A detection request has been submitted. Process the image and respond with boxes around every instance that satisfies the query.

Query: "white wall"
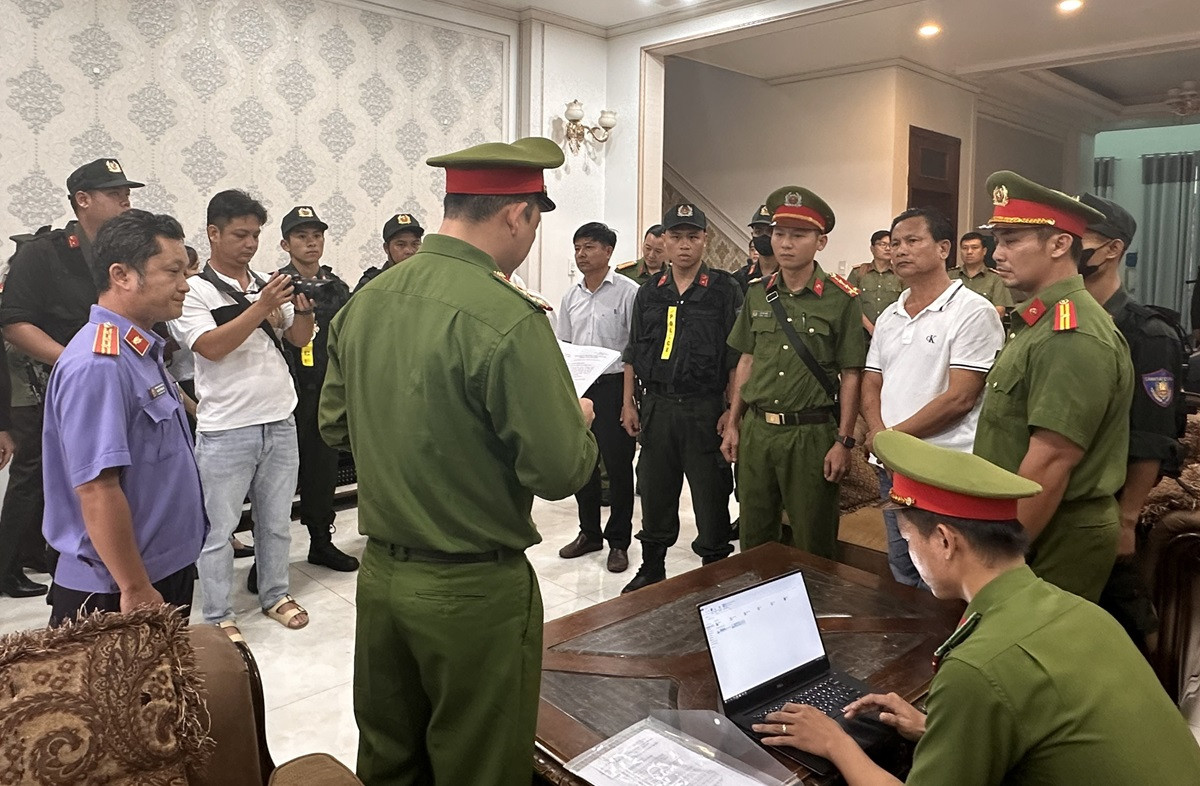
[517,22,610,305]
[663,58,899,273]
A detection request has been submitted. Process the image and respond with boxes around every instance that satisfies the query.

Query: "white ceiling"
[449,0,753,30]
[671,0,1200,124]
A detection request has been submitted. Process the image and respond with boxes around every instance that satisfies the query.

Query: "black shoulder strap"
[198,265,287,356]
[764,278,839,401]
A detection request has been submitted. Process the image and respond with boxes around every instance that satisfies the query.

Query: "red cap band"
[890,473,1019,521]
[445,167,545,196]
[988,197,1087,237]
[773,205,827,232]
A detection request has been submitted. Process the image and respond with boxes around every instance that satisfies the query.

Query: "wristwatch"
[834,434,856,449]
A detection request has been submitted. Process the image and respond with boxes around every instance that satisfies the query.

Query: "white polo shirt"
[170,269,297,433]
[865,279,1004,453]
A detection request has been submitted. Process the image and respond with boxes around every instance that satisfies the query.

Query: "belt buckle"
[765,411,783,426]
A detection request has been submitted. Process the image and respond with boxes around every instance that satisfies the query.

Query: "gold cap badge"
[992,185,1009,207]
[298,207,314,217]
[397,214,411,224]
[785,192,802,206]
[106,160,122,173]
[677,205,693,218]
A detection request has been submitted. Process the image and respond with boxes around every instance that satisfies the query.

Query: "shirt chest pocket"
[798,314,835,365]
[983,364,1024,418]
[139,393,185,462]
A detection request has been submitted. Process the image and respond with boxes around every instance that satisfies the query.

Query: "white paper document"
[558,341,622,397]
[571,727,765,786]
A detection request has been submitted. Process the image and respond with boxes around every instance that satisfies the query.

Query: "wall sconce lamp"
[563,100,616,154]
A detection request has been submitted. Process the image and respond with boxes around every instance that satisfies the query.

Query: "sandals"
[264,594,309,630]
[217,620,245,643]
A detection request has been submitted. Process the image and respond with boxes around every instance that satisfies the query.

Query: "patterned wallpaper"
[1,0,509,281]
[662,178,745,273]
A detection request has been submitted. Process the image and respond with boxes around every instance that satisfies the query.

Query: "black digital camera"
[285,274,334,300]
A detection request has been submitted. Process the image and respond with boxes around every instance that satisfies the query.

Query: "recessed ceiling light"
[1058,0,1083,12]
[918,23,942,38]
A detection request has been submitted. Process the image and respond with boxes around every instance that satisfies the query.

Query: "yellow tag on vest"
[301,341,314,367]
[661,305,678,360]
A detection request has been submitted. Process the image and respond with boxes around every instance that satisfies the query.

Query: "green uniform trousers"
[737,415,839,559]
[354,540,543,785]
[635,393,734,561]
[1028,497,1119,603]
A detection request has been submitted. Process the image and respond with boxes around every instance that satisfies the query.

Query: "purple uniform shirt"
[42,305,208,593]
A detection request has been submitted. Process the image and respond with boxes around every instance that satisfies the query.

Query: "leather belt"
[752,405,835,426]
[371,538,516,564]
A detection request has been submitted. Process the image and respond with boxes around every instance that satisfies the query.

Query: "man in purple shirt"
[42,209,207,625]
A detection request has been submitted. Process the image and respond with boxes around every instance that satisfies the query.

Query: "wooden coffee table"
[534,542,963,784]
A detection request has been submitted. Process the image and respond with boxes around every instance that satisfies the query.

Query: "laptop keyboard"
[754,676,863,720]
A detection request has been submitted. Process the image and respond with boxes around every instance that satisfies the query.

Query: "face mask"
[1077,244,1105,280]
[751,234,774,258]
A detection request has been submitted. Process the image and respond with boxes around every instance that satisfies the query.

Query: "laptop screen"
[699,571,826,702]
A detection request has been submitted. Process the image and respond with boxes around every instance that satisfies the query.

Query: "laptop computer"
[697,569,895,775]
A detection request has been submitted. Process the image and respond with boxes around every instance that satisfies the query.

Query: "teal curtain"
[1139,152,1199,329]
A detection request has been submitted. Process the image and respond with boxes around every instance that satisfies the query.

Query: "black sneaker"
[621,564,666,594]
[246,563,257,594]
[308,542,360,572]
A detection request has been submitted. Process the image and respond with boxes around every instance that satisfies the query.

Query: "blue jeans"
[876,465,928,590]
[196,417,299,624]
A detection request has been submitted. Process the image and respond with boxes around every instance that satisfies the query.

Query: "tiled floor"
[0,487,737,769]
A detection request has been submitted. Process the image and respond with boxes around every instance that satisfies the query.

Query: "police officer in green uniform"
[615,224,666,284]
[722,187,865,559]
[972,171,1133,603]
[354,212,424,293]
[277,205,358,572]
[754,430,1200,785]
[732,204,774,292]
[620,203,742,593]
[1077,193,1186,646]
[953,231,1013,316]
[848,229,903,335]
[319,137,598,786]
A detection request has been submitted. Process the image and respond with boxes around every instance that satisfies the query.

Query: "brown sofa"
[0,608,361,785]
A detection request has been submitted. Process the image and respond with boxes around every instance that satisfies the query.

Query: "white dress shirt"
[555,267,639,375]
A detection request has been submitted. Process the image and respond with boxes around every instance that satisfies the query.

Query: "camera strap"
[198,265,288,357]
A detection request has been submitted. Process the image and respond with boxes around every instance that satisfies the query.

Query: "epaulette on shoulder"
[828,272,859,297]
[747,276,763,286]
[615,260,638,271]
[1051,298,1078,332]
[492,271,552,312]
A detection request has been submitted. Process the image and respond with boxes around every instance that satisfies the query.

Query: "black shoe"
[233,542,255,559]
[308,542,360,572]
[559,533,604,559]
[0,574,49,598]
[621,563,666,594]
[728,517,740,542]
[247,563,257,595]
[607,548,629,573]
[702,554,727,566]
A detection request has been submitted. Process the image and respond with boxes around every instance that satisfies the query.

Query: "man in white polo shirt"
[171,189,315,639]
[862,207,1005,587]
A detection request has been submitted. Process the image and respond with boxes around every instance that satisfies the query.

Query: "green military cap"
[427,136,564,212]
[748,204,772,227]
[873,430,1042,521]
[982,170,1105,237]
[765,186,835,233]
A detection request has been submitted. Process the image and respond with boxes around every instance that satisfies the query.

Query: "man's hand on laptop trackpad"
[752,703,849,759]
[843,693,927,742]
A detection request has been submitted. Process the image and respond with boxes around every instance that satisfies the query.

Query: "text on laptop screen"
[700,571,825,702]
